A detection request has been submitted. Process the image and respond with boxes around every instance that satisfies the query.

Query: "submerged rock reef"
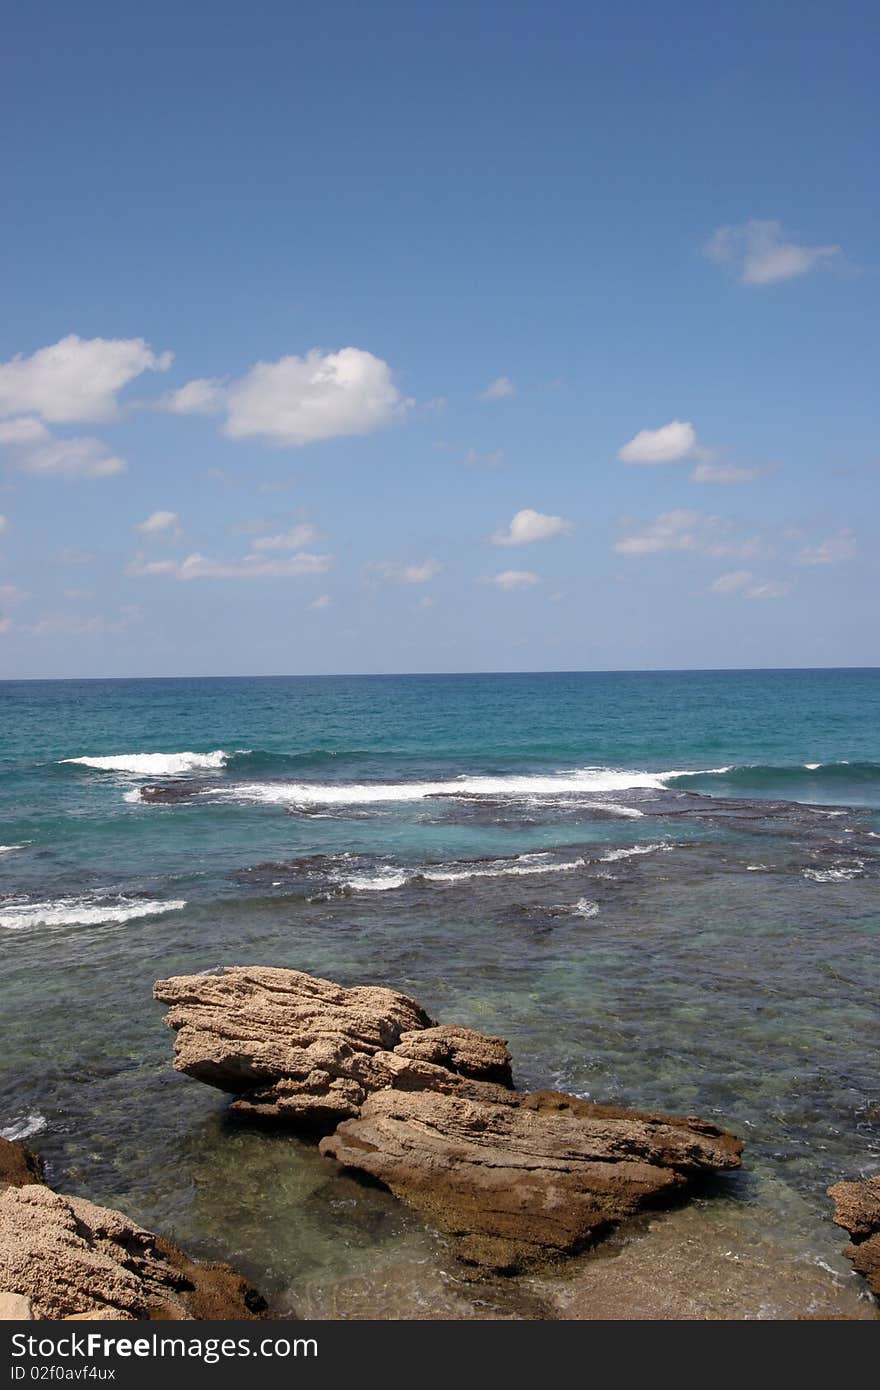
[828,1175,880,1297]
[153,965,743,1272]
[0,1135,265,1321]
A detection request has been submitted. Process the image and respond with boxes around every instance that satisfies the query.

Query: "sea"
[1,669,878,1319]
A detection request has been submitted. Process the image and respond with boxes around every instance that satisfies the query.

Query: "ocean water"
[1,669,878,1319]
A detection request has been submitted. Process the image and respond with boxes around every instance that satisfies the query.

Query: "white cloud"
[162,378,224,415]
[0,583,26,602]
[136,509,180,535]
[0,335,172,423]
[464,447,505,469]
[484,569,541,591]
[0,416,50,445]
[252,522,319,551]
[309,593,334,610]
[417,594,435,609]
[710,570,791,599]
[491,508,574,546]
[20,437,126,478]
[614,509,705,555]
[797,529,857,565]
[479,376,516,401]
[618,420,699,464]
[704,220,841,286]
[363,559,443,586]
[690,461,761,484]
[0,514,7,533]
[0,617,13,633]
[710,570,753,593]
[615,510,759,560]
[743,579,792,599]
[222,347,408,446]
[127,550,333,580]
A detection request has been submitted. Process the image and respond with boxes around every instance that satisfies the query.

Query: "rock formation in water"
[154,965,742,1271]
[153,965,512,1127]
[0,1137,266,1321]
[828,1175,880,1297]
[320,1085,742,1271]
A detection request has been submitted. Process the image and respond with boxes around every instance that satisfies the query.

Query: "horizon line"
[1,664,878,684]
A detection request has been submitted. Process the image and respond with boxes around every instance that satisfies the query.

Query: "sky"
[0,0,877,678]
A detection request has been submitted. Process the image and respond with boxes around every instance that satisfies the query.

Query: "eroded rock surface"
[0,1140,265,1321]
[154,965,742,1273]
[320,1086,742,1271]
[828,1175,880,1297]
[0,1137,43,1190]
[153,966,512,1126]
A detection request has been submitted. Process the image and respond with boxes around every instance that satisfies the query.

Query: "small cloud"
[491,508,573,546]
[0,334,172,423]
[548,591,565,602]
[0,416,50,445]
[20,436,126,478]
[0,583,26,602]
[618,420,699,464]
[252,522,319,551]
[614,509,704,555]
[615,510,759,560]
[744,579,792,599]
[479,376,516,401]
[797,529,857,565]
[417,594,435,609]
[710,570,754,594]
[363,558,443,586]
[704,220,841,286]
[710,569,791,599]
[463,447,505,469]
[136,509,180,535]
[162,378,225,415]
[483,569,541,591]
[223,347,410,447]
[0,514,7,533]
[127,550,333,580]
[309,592,334,610]
[690,461,761,484]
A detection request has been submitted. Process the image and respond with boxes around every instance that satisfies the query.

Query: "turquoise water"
[1,670,878,1318]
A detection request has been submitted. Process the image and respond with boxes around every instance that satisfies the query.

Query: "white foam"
[599,842,672,863]
[0,844,25,854]
[62,750,232,776]
[0,1113,47,1142]
[804,763,821,771]
[573,898,600,919]
[0,896,186,930]
[802,866,863,883]
[341,851,588,892]
[202,765,727,809]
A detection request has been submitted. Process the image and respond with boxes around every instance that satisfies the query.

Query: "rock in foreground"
[153,965,513,1127]
[154,965,742,1273]
[0,1140,265,1321]
[828,1175,880,1297]
[320,1085,743,1271]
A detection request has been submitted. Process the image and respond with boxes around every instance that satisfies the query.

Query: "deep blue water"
[1,671,878,1318]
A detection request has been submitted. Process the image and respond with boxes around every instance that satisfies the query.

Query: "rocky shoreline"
[1,963,877,1319]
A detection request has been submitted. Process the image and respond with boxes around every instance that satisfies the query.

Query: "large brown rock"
[828,1175,880,1297]
[0,1138,266,1321]
[320,1085,743,1272]
[0,1183,266,1321]
[153,966,513,1127]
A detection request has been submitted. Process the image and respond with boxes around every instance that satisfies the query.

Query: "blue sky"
[1,0,877,677]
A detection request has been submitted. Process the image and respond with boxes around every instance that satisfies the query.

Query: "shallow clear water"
[1,671,878,1318]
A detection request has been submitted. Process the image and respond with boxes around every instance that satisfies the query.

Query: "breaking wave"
[62,751,235,776]
[0,896,186,930]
